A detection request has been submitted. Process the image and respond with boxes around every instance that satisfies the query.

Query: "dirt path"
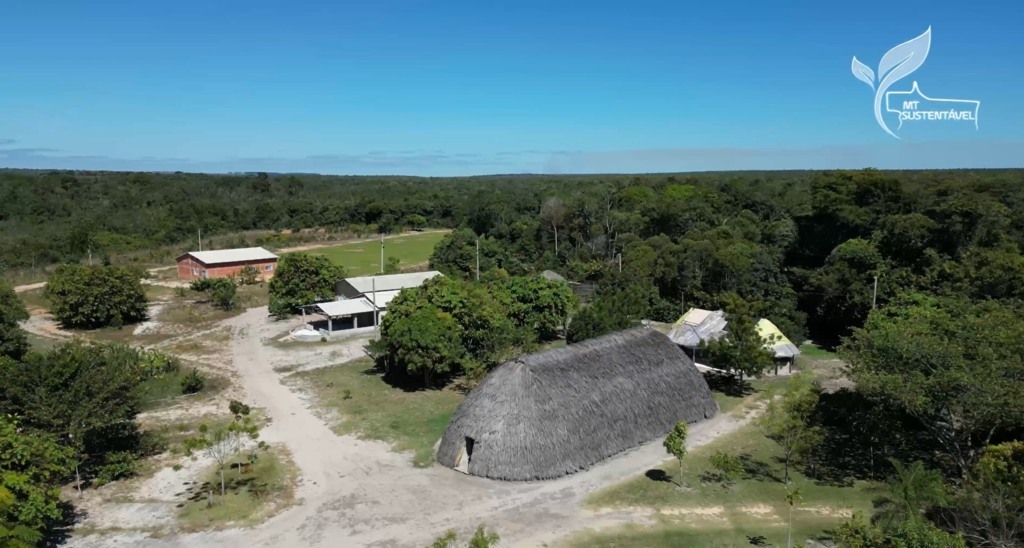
[276,229,451,254]
[13,265,179,294]
[69,307,755,547]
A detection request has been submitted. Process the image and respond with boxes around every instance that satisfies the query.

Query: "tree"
[874,460,950,530]
[0,342,146,478]
[663,421,688,487]
[540,197,567,256]
[268,253,345,318]
[190,277,237,311]
[45,264,147,329]
[701,294,776,378]
[0,280,29,360]
[785,485,802,548]
[834,513,966,548]
[184,400,261,497]
[0,417,75,542]
[950,441,1024,546]
[758,375,824,483]
[566,301,634,344]
[379,304,465,385]
[842,295,1024,477]
[490,276,577,342]
[803,238,884,342]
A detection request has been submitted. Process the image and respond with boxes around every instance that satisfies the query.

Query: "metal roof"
[314,298,375,318]
[182,247,278,265]
[344,271,441,294]
[667,308,728,348]
[364,290,403,309]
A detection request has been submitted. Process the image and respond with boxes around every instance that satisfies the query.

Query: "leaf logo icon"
[851,27,932,138]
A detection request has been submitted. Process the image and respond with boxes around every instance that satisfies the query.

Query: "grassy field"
[178,446,298,529]
[289,358,464,467]
[579,422,878,547]
[304,231,448,275]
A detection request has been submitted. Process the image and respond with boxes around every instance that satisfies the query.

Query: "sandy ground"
[68,306,754,548]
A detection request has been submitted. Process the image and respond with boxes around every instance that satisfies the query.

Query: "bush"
[191,278,237,311]
[45,264,148,329]
[238,266,259,285]
[95,451,139,485]
[181,368,206,395]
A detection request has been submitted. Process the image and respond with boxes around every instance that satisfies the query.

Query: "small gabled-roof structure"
[437,327,718,481]
[757,318,801,359]
[177,247,278,266]
[667,308,728,349]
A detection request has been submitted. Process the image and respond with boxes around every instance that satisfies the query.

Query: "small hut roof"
[540,270,566,282]
[437,327,718,481]
[667,308,728,348]
[756,318,801,359]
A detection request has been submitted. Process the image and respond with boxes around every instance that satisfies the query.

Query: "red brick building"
[176,247,279,281]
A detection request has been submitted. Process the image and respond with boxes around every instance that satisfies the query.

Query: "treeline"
[3,167,1023,342]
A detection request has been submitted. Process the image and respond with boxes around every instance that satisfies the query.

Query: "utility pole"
[681,291,685,315]
[88,247,93,266]
[380,233,384,274]
[871,275,879,309]
[372,277,379,330]
[475,238,480,282]
[617,253,622,272]
[198,228,203,251]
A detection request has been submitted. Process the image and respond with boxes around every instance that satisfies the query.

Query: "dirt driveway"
[69,307,753,547]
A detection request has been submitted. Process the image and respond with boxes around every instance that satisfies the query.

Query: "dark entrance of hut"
[454,437,475,474]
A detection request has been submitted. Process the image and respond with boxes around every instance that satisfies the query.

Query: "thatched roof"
[436,327,718,481]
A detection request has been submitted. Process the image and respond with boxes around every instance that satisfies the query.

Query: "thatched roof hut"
[436,327,718,481]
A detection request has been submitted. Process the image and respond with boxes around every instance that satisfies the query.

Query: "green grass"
[581,423,878,547]
[304,231,448,275]
[290,358,464,467]
[26,332,59,351]
[177,447,297,529]
[798,342,838,361]
[17,288,48,311]
[136,370,229,412]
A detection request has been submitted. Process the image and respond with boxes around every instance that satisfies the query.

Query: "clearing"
[68,306,756,547]
[301,230,448,274]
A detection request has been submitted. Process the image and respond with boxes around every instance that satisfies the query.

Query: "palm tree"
[873,459,949,530]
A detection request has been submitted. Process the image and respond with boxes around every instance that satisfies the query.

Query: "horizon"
[2,0,1022,175]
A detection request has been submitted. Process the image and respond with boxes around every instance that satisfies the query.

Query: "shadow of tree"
[703,371,754,397]
[808,389,938,486]
[739,453,782,483]
[645,469,673,483]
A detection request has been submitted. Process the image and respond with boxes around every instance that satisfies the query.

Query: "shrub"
[181,368,206,395]
[238,266,259,285]
[45,264,148,329]
[95,451,139,485]
[342,389,352,400]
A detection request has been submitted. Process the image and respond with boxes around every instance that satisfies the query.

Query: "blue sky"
[1,0,1021,175]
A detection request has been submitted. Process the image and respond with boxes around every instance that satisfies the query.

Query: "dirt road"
[70,307,753,547]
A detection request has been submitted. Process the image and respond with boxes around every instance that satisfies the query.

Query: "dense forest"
[3,167,1022,344]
